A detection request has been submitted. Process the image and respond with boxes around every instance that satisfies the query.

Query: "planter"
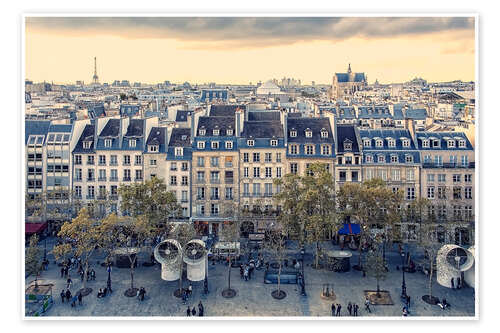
[221,288,237,298]
[78,287,92,297]
[124,288,139,297]
[422,295,440,305]
[271,290,287,300]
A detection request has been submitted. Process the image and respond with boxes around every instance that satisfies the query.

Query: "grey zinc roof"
[241,121,283,138]
[73,124,95,153]
[25,120,51,144]
[248,111,280,121]
[169,128,191,147]
[145,127,167,153]
[125,119,144,137]
[197,117,235,136]
[48,124,73,133]
[288,112,302,118]
[99,119,120,137]
[209,105,245,117]
[287,118,334,144]
[336,124,360,153]
[176,110,192,122]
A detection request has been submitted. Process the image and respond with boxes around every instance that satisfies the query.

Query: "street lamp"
[107,263,112,293]
[400,250,407,300]
[300,247,306,296]
[43,237,47,262]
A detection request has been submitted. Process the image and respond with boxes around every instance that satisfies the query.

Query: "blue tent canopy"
[338,223,361,235]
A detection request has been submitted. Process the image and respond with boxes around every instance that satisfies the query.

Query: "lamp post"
[107,263,112,293]
[43,237,47,262]
[400,250,407,300]
[300,247,306,296]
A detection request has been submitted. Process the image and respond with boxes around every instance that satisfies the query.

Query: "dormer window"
[225,141,233,149]
[270,139,278,147]
[422,139,430,148]
[378,155,385,163]
[213,129,220,136]
[343,139,352,151]
[129,139,136,148]
[390,154,398,163]
[175,147,183,156]
[432,139,440,148]
[247,139,254,147]
[104,139,112,148]
[365,155,373,163]
[405,155,413,163]
[388,139,396,148]
[227,129,233,136]
[305,129,312,138]
[290,130,297,138]
[459,140,466,148]
[402,139,410,148]
[211,141,219,149]
[375,139,383,148]
[363,139,371,148]
[199,128,206,136]
[197,141,205,149]
[83,141,92,149]
[321,130,328,138]
[148,144,158,152]
[447,140,456,148]
[181,135,187,141]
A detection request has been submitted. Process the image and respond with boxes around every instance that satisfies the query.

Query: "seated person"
[437,299,449,309]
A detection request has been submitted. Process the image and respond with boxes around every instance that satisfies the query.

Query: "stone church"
[331,64,367,100]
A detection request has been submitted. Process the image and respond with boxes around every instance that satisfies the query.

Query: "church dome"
[256,80,282,95]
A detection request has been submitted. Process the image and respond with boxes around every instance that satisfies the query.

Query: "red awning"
[25,222,47,235]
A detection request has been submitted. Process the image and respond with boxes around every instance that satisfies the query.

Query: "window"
[243,153,249,163]
[453,187,462,200]
[407,187,415,200]
[170,176,177,186]
[210,171,220,182]
[363,139,371,147]
[465,187,472,199]
[461,155,469,167]
[225,141,233,149]
[321,145,331,155]
[213,129,219,136]
[75,155,82,165]
[227,129,233,136]
[270,140,278,146]
[290,145,298,155]
[447,140,455,148]
[87,186,95,199]
[459,140,466,148]
[321,130,328,138]
[253,153,260,162]
[276,167,282,178]
[243,183,250,196]
[352,171,359,182]
[98,169,106,181]
[150,159,157,166]
[123,169,131,181]
[197,141,205,149]
[405,155,413,163]
[110,155,117,165]
[265,153,272,162]
[148,145,158,152]
[438,186,447,199]
[98,155,106,165]
[388,139,396,148]
[305,129,312,138]
[453,206,462,220]
[453,174,461,183]
[211,187,219,200]
[182,162,188,171]
[290,163,298,174]
[464,206,473,219]
[465,174,472,182]
[75,186,82,198]
[123,155,130,165]
[402,139,410,148]
[432,139,440,148]
[83,141,92,149]
[305,145,314,155]
[87,169,95,181]
[265,183,273,196]
[197,187,205,200]
[175,147,183,156]
[427,174,435,182]
[253,167,260,178]
[199,129,206,136]
[389,155,398,163]
[375,139,383,148]
[422,139,430,148]
[243,167,249,178]
[450,155,457,165]
[133,170,142,181]
[110,185,117,196]
[210,204,219,216]
[434,155,443,166]
[197,157,205,167]
[366,169,374,180]
[290,130,297,137]
[197,204,205,216]
[181,176,188,186]
[225,187,233,200]
[253,183,261,196]
[406,169,415,181]
[344,140,352,151]
[438,174,446,182]
[110,169,118,181]
[365,155,373,163]
[265,167,272,178]
[211,141,219,149]
[377,155,385,163]
[427,187,435,199]
[339,171,347,181]
[87,155,95,165]
[276,153,281,162]
[129,139,136,148]
[391,169,401,181]
[345,156,352,165]
[135,155,142,165]
[210,157,219,167]
[247,140,255,147]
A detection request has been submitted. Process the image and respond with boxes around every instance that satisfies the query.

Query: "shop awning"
[338,223,360,235]
[25,222,47,235]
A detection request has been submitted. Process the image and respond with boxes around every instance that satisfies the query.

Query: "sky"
[25,17,475,85]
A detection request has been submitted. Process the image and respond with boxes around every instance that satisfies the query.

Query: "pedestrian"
[186,307,191,316]
[365,297,371,313]
[60,290,65,303]
[457,277,461,289]
[198,301,204,317]
[107,278,113,294]
[331,303,336,316]
[188,283,193,297]
[65,289,71,302]
[406,295,411,310]
[244,267,249,281]
[348,302,352,316]
[80,270,84,282]
[353,304,358,316]
[336,304,342,316]
[191,306,196,316]
[71,295,77,307]
[78,292,83,306]
[451,277,454,289]
[64,267,68,278]
[60,267,64,278]
[92,269,96,281]
[402,306,408,317]
[240,265,244,279]
[66,278,72,290]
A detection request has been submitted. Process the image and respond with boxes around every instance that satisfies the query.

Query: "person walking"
[336,304,342,316]
[60,267,64,278]
[191,306,197,316]
[457,277,461,289]
[66,277,72,289]
[186,307,191,316]
[353,304,358,316]
[451,277,455,289]
[188,283,193,297]
[198,301,204,317]
[402,306,408,317]
[331,303,336,316]
[240,265,244,279]
[244,267,249,281]
[78,292,83,306]
[60,290,65,303]
[65,289,71,303]
[365,297,371,313]
[347,302,352,316]
[406,295,411,310]
[91,269,96,281]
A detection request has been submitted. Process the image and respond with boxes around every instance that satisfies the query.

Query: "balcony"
[225,162,233,168]
[252,193,262,198]
[210,178,220,184]
[196,179,206,184]
[339,177,347,182]
[87,177,95,182]
[98,177,107,182]
[181,182,188,186]
[264,193,273,197]
[123,162,131,166]
[225,196,233,200]
[74,178,82,182]
[123,177,131,182]
[109,162,118,166]
[98,162,106,166]
[181,167,189,171]
[243,193,251,197]
[110,195,118,200]
[86,195,95,200]
[135,178,143,181]
[210,213,220,217]
[135,162,142,166]
[196,196,205,200]
[109,177,118,182]
[225,178,234,184]
[170,167,178,171]
[210,196,220,200]
[181,199,189,203]
[97,195,107,200]
[423,162,475,169]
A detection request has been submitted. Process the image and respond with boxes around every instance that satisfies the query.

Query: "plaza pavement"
[26,237,475,318]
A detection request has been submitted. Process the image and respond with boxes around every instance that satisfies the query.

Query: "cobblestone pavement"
[26,237,475,318]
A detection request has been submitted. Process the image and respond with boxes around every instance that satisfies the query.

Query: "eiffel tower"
[92,57,100,85]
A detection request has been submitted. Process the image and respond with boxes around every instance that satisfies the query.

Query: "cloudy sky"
[25,17,475,85]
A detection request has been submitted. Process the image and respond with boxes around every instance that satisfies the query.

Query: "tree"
[25,234,42,289]
[219,214,241,298]
[114,215,155,297]
[299,163,338,269]
[274,173,302,243]
[97,213,122,265]
[164,222,197,298]
[364,247,388,297]
[264,228,288,300]
[119,177,180,233]
[52,208,102,296]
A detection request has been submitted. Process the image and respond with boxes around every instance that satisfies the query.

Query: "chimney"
[405,118,416,141]
[190,112,195,145]
[235,107,245,137]
[283,113,288,147]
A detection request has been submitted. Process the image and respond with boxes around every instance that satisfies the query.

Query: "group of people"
[450,277,464,289]
[79,268,96,282]
[331,302,362,316]
[97,287,110,298]
[437,298,450,310]
[240,263,254,281]
[186,301,204,317]
[182,284,193,303]
[60,289,82,307]
[137,287,147,301]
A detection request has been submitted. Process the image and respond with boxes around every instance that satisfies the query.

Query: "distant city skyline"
[25,17,475,85]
